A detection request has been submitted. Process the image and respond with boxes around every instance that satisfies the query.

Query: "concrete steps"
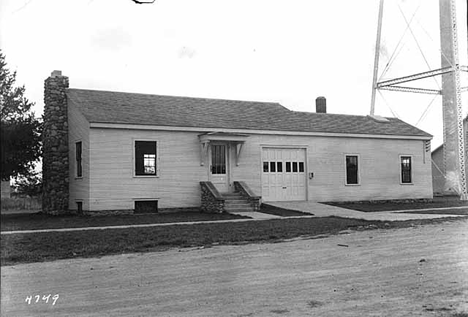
[222,192,254,212]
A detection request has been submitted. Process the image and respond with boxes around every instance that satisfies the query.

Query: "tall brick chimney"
[316,96,326,113]
[42,70,70,215]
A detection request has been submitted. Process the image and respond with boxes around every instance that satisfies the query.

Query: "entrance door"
[262,148,307,201]
[210,143,229,192]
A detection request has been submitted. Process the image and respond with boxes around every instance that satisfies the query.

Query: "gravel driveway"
[2,219,467,317]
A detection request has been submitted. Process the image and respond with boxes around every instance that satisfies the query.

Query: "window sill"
[133,175,159,178]
[400,182,414,185]
[75,176,83,180]
[345,183,361,186]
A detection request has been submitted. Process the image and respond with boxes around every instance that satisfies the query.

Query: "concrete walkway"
[267,201,467,221]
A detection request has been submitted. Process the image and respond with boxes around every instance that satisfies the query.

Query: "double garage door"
[262,148,307,201]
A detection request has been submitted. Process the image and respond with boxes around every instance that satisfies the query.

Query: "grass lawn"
[0,211,249,232]
[2,216,464,266]
[326,197,468,212]
[260,204,312,217]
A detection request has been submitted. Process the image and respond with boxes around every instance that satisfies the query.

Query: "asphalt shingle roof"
[66,88,431,138]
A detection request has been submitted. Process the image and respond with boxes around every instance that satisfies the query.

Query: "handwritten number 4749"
[25,294,59,305]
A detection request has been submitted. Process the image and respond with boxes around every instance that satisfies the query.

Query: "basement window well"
[134,200,158,213]
[76,201,83,214]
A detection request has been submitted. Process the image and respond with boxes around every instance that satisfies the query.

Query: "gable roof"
[66,88,431,138]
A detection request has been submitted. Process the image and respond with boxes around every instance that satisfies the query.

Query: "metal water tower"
[370,0,468,199]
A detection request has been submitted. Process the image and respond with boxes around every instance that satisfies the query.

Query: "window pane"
[136,141,157,175]
[263,162,269,172]
[211,145,226,174]
[144,154,156,174]
[277,162,283,172]
[299,162,304,172]
[346,155,358,184]
[401,156,412,183]
[76,141,82,177]
[270,162,276,172]
[286,162,291,172]
[75,142,82,159]
[293,162,298,172]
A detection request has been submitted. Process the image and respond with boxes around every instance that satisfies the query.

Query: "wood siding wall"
[83,128,432,211]
[88,129,207,211]
[68,103,90,210]
[232,135,433,202]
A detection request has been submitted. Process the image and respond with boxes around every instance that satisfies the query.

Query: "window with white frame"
[400,156,412,184]
[345,155,359,185]
[135,141,157,176]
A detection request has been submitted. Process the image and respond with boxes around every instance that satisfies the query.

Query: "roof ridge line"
[291,110,398,120]
[66,88,284,106]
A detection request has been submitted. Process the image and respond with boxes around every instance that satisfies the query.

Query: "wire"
[380,42,407,82]
[415,19,454,68]
[432,158,462,196]
[415,94,439,126]
[379,3,421,82]
[431,159,447,180]
[378,90,400,118]
[398,3,441,90]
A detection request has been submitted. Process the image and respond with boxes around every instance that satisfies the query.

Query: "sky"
[1,0,467,148]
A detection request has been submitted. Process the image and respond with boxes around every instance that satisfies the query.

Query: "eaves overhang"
[89,122,433,141]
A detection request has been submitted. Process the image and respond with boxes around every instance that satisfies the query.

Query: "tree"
[13,171,43,197]
[0,50,42,181]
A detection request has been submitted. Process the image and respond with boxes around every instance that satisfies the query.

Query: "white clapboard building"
[42,71,433,214]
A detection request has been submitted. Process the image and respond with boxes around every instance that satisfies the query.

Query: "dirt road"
[2,219,467,317]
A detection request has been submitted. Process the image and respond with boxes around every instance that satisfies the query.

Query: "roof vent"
[316,96,326,113]
[368,114,390,123]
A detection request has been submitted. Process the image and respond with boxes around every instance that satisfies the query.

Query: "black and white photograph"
[1,0,467,316]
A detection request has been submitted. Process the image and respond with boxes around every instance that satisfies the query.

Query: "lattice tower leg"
[439,0,467,199]
[450,0,467,199]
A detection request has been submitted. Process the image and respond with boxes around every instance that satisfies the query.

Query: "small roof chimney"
[50,70,62,78]
[316,96,326,113]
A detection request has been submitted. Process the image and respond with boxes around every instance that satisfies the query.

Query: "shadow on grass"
[260,204,313,217]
